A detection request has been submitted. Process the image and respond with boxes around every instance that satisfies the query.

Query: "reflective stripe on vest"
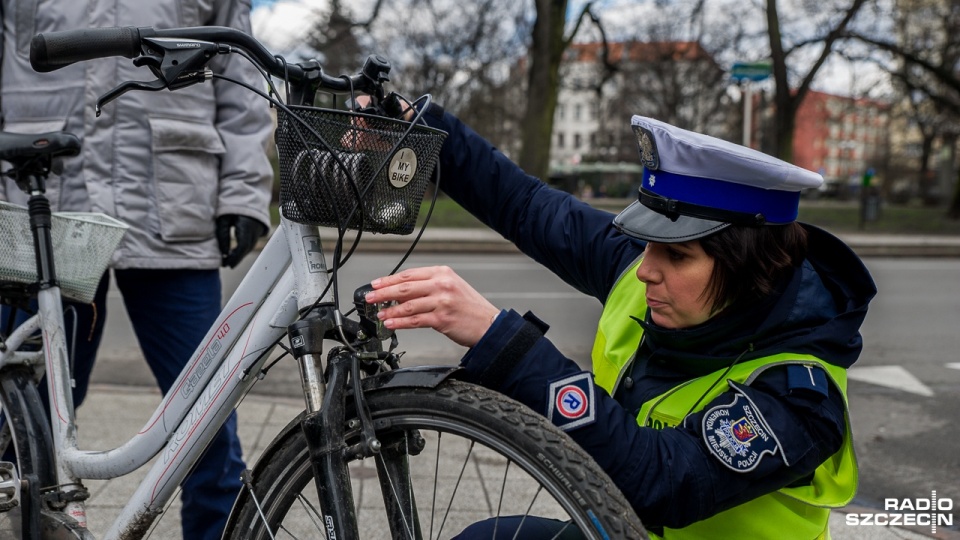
[591,258,857,540]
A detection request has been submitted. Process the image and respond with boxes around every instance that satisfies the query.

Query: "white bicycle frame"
[0,215,334,539]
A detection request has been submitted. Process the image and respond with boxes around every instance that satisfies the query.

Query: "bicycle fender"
[360,365,464,393]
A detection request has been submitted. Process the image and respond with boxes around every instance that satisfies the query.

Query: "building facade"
[549,40,732,196]
[550,42,897,201]
[790,90,891,198]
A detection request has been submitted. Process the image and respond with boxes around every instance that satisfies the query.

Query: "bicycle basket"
[0,201,127,303]
[275,106,447,235]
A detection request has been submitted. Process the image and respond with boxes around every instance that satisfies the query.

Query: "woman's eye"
[667,248,685,261]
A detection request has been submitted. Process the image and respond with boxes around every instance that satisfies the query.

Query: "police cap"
[614,115,823,243]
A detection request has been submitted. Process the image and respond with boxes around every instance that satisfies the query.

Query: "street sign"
[731,61,772,82]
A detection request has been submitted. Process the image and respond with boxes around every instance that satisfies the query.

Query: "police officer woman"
[365,110,876,539]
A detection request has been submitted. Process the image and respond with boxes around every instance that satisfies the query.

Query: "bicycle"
[0,25,647,539]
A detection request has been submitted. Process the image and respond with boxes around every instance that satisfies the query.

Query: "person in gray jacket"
[0,1,273,538]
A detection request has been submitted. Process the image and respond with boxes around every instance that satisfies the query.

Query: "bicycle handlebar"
[30,25,386,96]
[30,26,141,73]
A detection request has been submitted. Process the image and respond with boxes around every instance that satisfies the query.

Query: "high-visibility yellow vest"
[591,258,856,539]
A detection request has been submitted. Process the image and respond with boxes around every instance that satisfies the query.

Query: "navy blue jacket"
[418,105,877,530]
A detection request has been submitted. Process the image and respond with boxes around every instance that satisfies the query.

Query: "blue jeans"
[3,268,245,540]
[454,517,586,539]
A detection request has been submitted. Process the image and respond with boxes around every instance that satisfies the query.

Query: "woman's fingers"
[377,296,435,329]
[368,267,437,303]
[365,266,500,347]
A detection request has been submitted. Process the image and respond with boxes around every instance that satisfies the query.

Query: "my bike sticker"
[547,372,596,431]
[388,148,418,189]
[701,389,786,473]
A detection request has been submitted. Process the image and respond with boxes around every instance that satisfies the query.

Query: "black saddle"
[0,130,80,169]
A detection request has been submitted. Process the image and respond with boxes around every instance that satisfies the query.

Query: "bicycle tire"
[225,379,647,540]
[0,367,58,539]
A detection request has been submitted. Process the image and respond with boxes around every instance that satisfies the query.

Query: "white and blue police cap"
[614,116,823,243]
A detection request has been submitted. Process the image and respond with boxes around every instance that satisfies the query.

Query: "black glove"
[216,214,268,268]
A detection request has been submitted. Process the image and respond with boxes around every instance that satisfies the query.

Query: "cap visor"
[613,200,730,243]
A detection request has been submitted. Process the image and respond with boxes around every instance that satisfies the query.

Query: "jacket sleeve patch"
[546,372,597,432]
[786,364,830,398]
[701,390,787,473]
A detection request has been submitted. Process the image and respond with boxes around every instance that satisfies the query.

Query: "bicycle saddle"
[0,131,81,167]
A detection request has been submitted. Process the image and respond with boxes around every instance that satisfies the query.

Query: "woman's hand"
[342,95,415,151]
[365,266,500,348]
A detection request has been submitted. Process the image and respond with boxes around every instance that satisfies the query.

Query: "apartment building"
[550,40,730,194]
[791,90,890,197]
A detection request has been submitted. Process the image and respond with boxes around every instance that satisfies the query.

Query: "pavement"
[49,230,960,538]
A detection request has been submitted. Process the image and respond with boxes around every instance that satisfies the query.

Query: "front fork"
[286,310,423,540]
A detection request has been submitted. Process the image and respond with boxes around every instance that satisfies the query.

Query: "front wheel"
[225,379,646,539]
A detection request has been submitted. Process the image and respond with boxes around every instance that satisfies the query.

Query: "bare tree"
[296,0,608,180]
[518,1,609,181]
[600,1,740,144]
[765,0,871,162]
[368,0,532,153]
[842,0,960,216]
[303,0,387,78]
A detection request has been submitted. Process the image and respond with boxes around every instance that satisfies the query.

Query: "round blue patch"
[556,385,588,419]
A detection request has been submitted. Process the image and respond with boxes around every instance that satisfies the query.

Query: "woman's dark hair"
[698,222,808,314]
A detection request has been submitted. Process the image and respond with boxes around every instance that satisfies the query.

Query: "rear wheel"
[225,379,646,539]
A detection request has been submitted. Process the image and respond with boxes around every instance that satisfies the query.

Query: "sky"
[250,0,321,52]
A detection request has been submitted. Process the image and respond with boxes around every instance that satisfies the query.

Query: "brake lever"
[96,78,166,116]
[96,37,222,116]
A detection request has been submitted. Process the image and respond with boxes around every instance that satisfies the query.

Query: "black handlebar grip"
[30,26,142,73]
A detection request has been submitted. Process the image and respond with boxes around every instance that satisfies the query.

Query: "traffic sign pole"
[730,62,772,149]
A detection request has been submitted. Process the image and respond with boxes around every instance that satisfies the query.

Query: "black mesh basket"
[275,106,447,235]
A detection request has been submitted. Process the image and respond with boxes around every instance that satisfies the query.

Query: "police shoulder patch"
[701,387,786,473]
[546,372,596,432]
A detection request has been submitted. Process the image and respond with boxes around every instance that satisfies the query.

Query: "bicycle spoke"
[493,460,512,539]
[242,471,278,540]
[430,431,440,540]
[294,493,325,532]
[550,520,576,540]
[511,484,545,540]
[372,444,419,539]
[435,438,474,540]
[275,524,302,539]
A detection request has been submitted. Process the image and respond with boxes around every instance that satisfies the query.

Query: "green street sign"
[731,61,772,82]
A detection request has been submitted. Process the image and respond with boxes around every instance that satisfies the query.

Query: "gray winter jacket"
[0,0,273,269]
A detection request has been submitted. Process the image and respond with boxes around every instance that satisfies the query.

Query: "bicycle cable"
[208,66,359,305]
[292,91,438,321]
[214,50,440,353]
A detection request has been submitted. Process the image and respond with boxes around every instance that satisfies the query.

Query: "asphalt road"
[92,251,960,530]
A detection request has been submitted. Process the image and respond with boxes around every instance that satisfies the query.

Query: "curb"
[309,229,960,258]
[317,228,518,253]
